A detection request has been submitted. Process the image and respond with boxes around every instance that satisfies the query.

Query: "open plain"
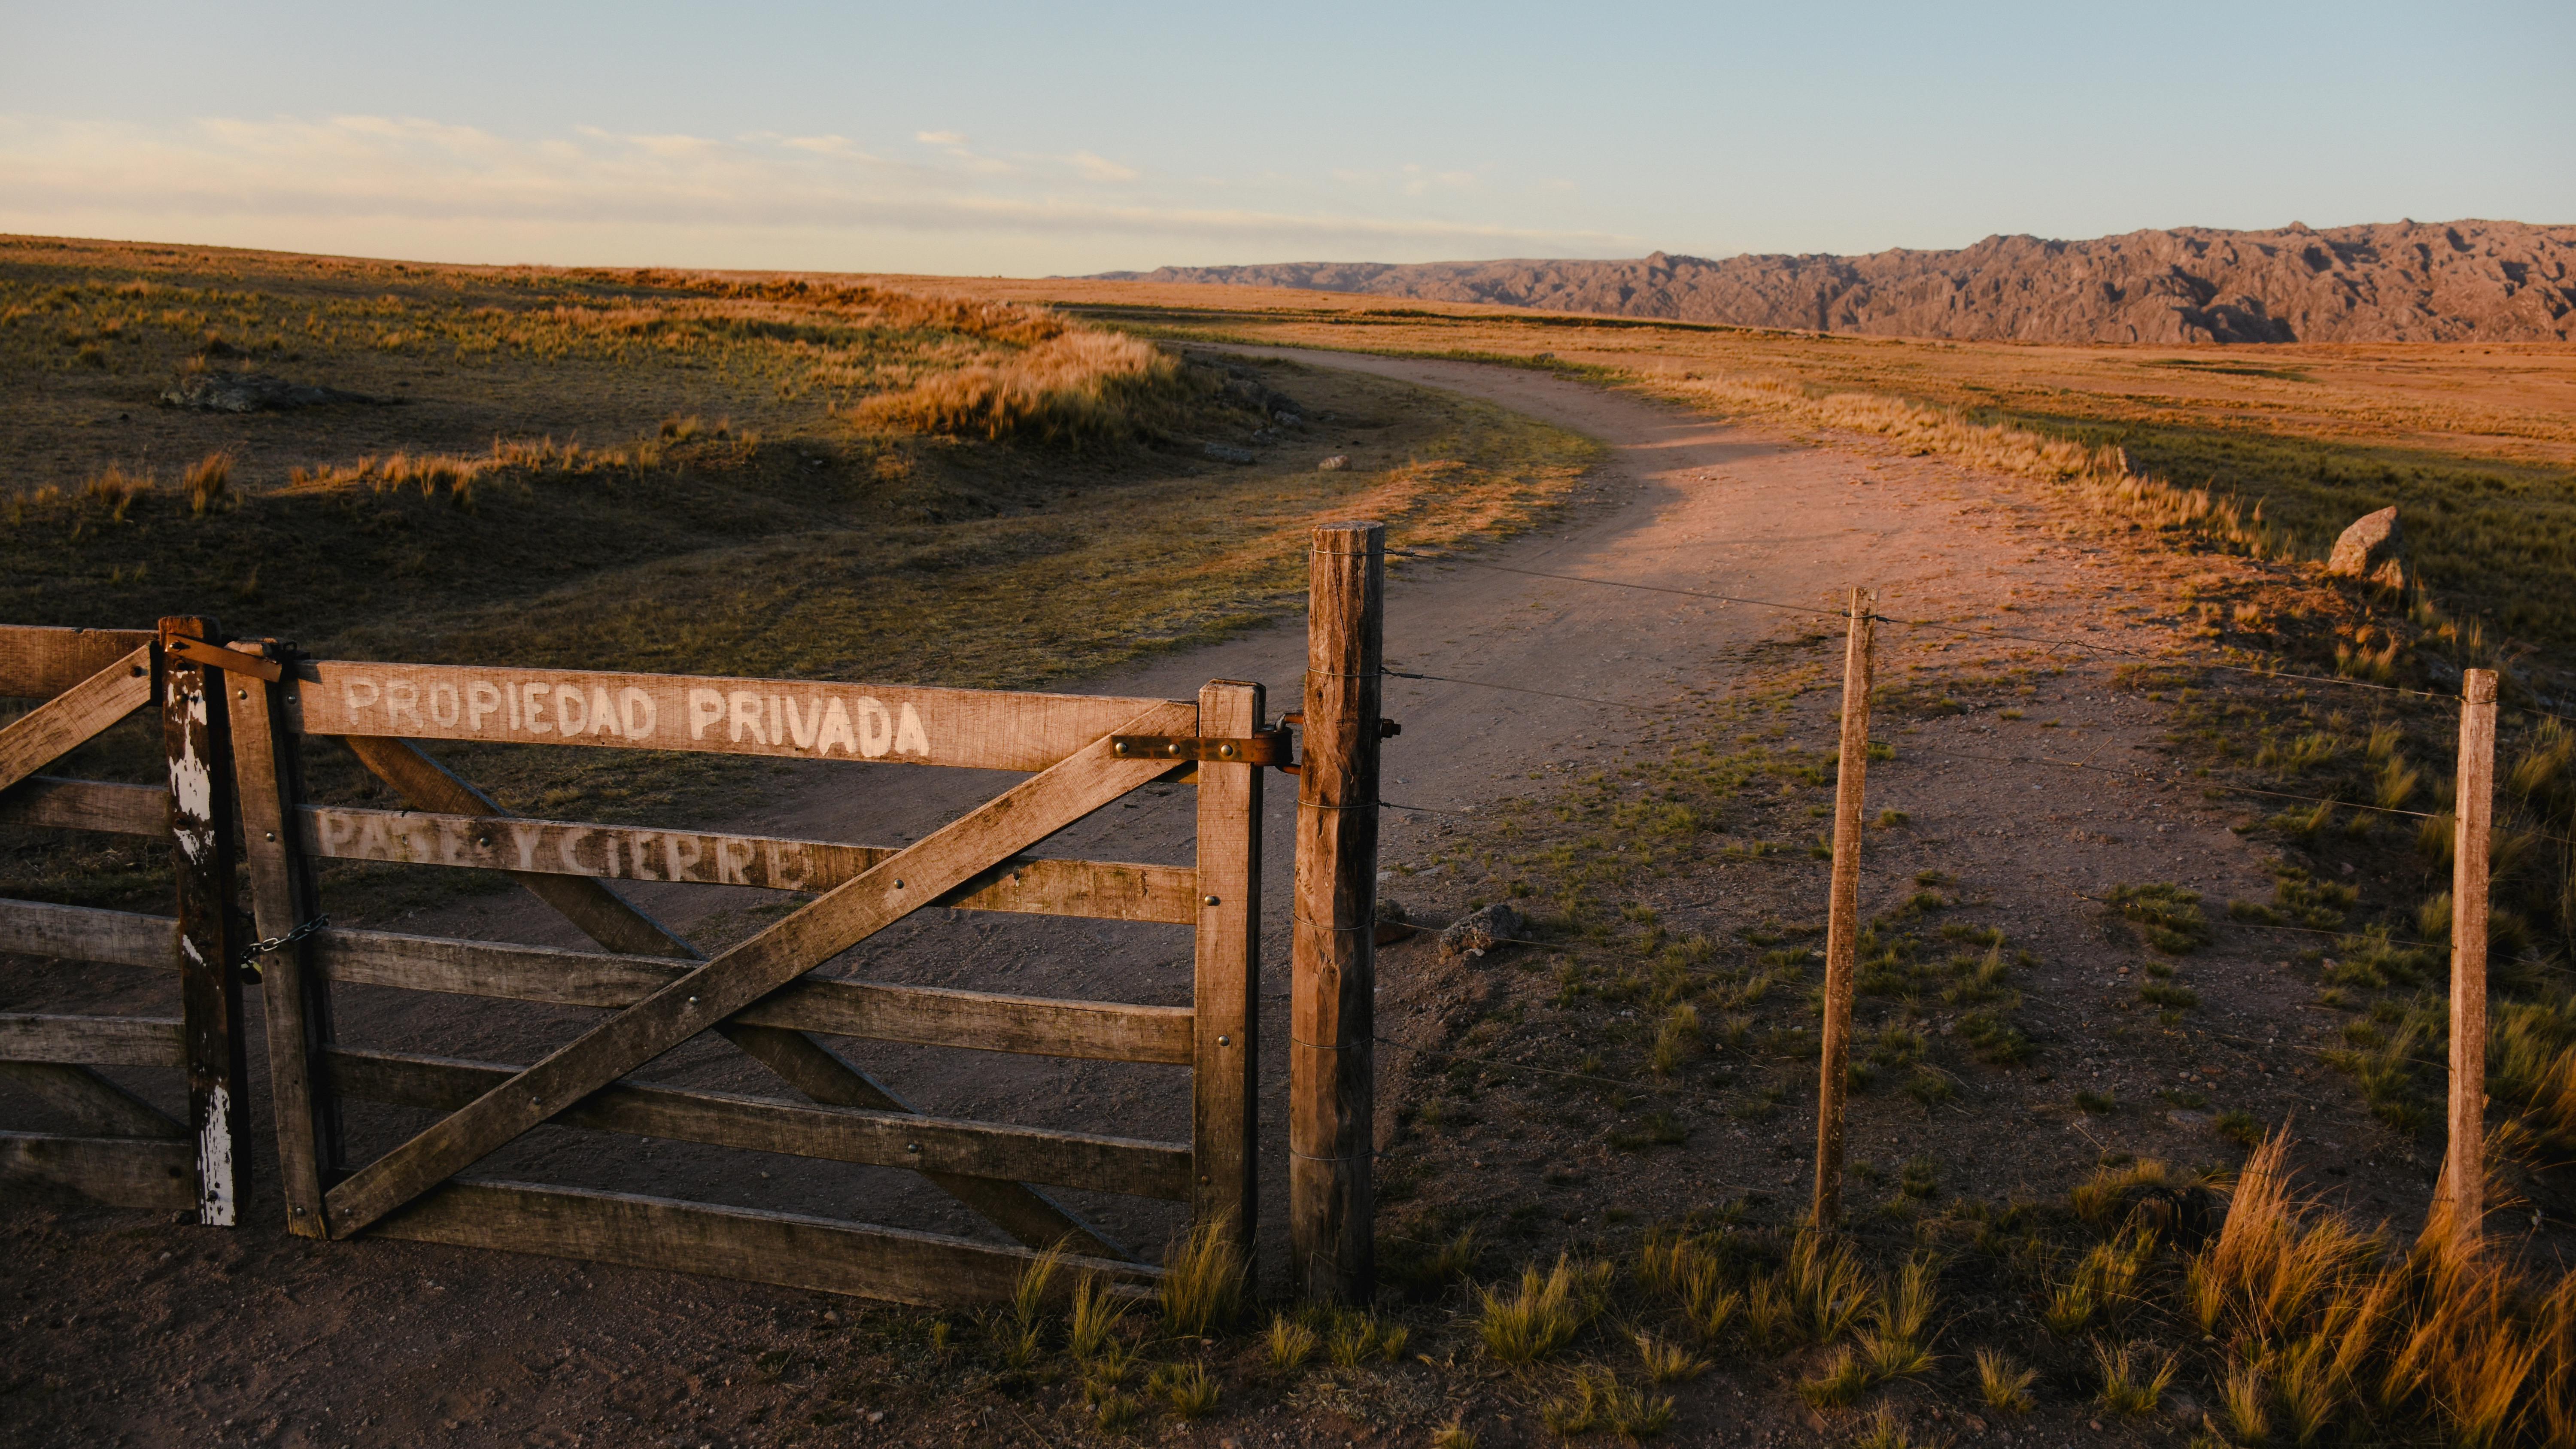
[4,239,2574,1449]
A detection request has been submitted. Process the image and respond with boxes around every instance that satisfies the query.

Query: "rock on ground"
[161,370,380,413]
[2327,505,2406,588]
[1439,902,1525,960]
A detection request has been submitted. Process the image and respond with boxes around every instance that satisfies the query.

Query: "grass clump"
[1976,1346,2037,1414]
[1796,1344,1871,1407]
[2108,881,2213,953]
[1477,1255,1602,1364]
[2180,1129,2576,1447]
[2093,1342,2178,1416]
[1263,1313,1317,1376]
[1146,1360,1220,1418]
[851,330,1193,445]
[1157,1221,1243,1336]
[1541,1366,1673,1439]
[1634,1331,1709,1383]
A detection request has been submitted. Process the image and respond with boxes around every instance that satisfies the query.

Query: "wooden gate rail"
[307,928,1196,1063]
[293,803,1199,923]
[230,647,1262,1303]
[0,622,251,1222]
[323,1046,1194,1198]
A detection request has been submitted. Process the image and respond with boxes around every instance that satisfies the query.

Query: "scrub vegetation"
[0,237,1594,908]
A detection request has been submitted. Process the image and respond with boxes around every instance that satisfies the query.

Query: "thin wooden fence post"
[2440,667,2497,1254]
[1194,680,1264,1264]
[1292,521,1382,1303]
[160,616,246,1227]
[1811,589,1874,1229]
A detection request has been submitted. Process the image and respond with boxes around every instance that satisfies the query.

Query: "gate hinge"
[1111,728,1294,767]
[164,635,285,683]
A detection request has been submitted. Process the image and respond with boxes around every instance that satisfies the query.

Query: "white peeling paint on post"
[162,618,247,1232]
[168,686,217,863]
[197,1081,235,1226]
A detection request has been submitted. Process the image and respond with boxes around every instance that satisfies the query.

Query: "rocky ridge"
[1098,219,2576,344]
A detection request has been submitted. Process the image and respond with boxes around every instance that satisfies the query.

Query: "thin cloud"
[1066,151,1138,182]
[0,113,1638,258]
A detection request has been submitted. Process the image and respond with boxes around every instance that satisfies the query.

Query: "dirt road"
[7,351,2328,1449]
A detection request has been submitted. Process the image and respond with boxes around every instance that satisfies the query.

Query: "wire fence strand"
[1386,542,2567,721]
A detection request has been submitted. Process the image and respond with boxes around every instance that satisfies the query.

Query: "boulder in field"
[2326,506,2406,589]
[162,370,381,413]
[1440,902,1526,961]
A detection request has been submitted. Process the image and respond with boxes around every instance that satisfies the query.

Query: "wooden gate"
[230,646,1267,1303]
[0,620,252,1223]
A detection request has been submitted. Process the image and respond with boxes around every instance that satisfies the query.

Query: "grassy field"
[8,243,2575,1448]
[940,279,2576,674]
[0,237,1596,896]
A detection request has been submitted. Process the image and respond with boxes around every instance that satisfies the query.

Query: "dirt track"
[5,352,2359,1448]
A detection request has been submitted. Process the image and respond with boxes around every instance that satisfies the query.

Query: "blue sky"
[2,1,2567,276]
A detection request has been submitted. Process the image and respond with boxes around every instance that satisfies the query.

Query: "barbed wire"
[1383,668,1670,713]
[1384,543,2570,721]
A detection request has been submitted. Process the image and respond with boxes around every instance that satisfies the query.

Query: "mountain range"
[1094,219,2576,344]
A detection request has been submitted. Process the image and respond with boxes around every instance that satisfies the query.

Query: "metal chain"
[237,914,329,970]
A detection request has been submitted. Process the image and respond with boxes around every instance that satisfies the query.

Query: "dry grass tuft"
[2179,1128,2575,1447]
[853,329,1192,445]
[1976,1346,2037,1414]
[182,452,234,515]
[1157,1221,1244,1337]
[1263,1313,1316,1376]
[1477,1254,1602,1365]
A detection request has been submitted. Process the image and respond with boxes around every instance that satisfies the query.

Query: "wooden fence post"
[1194,679,1264,1265]
[160,616,246,1227]
[2441,667,2497,1253]
[1292,521,1383,1303]
[226,639,344,1235]
[1812,589,1875,1229]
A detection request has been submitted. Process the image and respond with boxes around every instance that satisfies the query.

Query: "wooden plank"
[162,617,247,1228]
[0,1062,185,1138]
[227,638,343,1238]
[297,804,1198,924]
[309,928,1195,1064]
[0,776,167,836]
[337,737,1136,1261]
[325,1047,1193,1199]
[1192,680,1262,1254]
[321,698,1196,1238]
[1811,589,1875,1229]
[0,644,153,796]
[291,659,1182,773]
[1291,522,1382,1303]
[0,899,178,969]
[0,1014,184,1067]
[2440,668,2497,1255]
[371,1179,1158,1306]
[0,1131,194,1209]
[0,626,155,701]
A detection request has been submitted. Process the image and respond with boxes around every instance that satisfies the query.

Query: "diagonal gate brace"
[338,733,1133,1260]
[322,699,1198,1239]
[0,645,152,796]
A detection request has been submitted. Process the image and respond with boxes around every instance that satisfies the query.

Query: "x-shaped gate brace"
[222,641,1209,1255]
[324,729,1136,1259]
[0,619,250,1223]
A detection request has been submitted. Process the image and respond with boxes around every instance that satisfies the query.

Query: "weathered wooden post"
[226,638,344,1235]
[1292,521,1383,1303]
[2439,667,2497,1253]
[1811,589,1874,1229]
[1195,678,1264,1264]
[160,617,247,1227]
